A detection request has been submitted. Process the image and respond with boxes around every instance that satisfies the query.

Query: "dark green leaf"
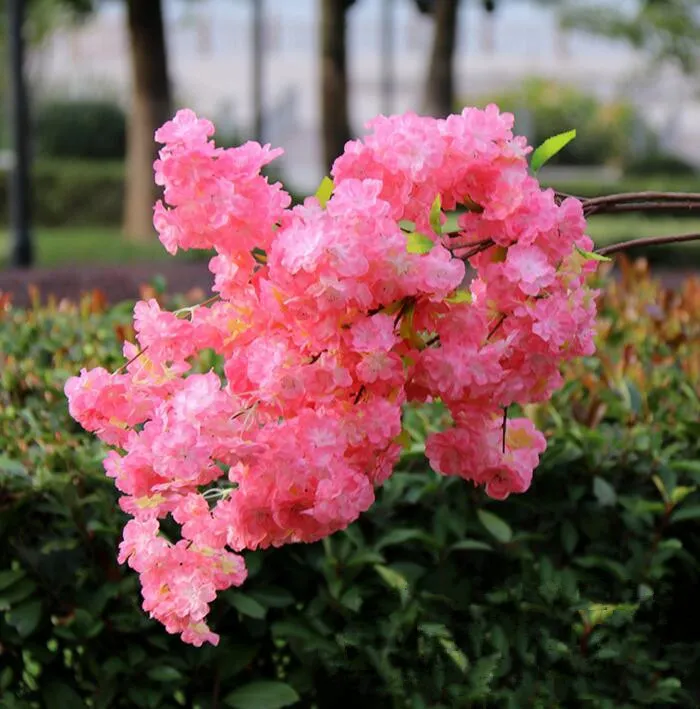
[449,539,493,552]
[0,569,26,592]
[224,681,300,709]
[593,476,617,507]
[228,591,267,619]
[147,666,184,682]
[477,510,512,544]
[42,681,86,709]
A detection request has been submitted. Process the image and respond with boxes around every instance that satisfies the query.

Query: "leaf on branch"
[575,245,612,262]
[477,509,512,544]
[315,176,334,208]
[531,129,577,173]
[430,194,443,234]
[445,289,472,304]
[224,681,300,709]
[405,231,436,255]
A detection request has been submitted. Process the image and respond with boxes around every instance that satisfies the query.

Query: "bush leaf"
[228,591,267,619]
[224,681,300,709]
[530,129,577,173]
[593,476,617,507]
[477,510,512,544]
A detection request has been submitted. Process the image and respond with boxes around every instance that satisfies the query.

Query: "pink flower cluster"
[65,107,598,645]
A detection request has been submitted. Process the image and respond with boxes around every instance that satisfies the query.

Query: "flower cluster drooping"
[65,107,599,645]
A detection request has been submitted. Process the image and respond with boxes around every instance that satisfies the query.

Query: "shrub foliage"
[1,262,699,708]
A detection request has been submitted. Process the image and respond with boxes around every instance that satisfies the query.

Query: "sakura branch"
[65,107,601,647]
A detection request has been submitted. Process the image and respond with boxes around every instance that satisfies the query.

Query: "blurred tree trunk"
[320,0,353,169]
[124,0,172,241]
[422,0,460,117]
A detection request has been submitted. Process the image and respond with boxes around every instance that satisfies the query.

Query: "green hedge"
[1,264,699,708]
[0,161,124,227]
[35,101,127,161]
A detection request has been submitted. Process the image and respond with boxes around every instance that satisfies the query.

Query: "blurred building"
[31,0,700,192]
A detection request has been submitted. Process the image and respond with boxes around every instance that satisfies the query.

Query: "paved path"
[0,262,214,308]
[0,262,698,309]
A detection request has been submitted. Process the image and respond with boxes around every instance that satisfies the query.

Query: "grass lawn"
[0,227,203,268]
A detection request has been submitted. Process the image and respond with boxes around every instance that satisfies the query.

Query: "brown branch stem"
[582,191,700,208]
[596,233,700,257]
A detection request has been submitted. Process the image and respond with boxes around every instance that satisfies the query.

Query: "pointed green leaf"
[7,599,42,638]
[593,477,617,507]
[477,510,512,544]
[42,682,86,709]
[0,569,26,592]
[228,591,267,619]
[449,539,493,552]
[575,245,611,262]
[531,129,577,173]
[671,504,700,523]
[405,231,435,255]
[429,194,442,234]
[147,666,184,682]
[224,681,300,709]
[315,176,334,208]
[445,289,472,304]
[374,564,410,603]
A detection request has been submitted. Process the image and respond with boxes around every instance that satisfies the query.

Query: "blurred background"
[1,0,699,272]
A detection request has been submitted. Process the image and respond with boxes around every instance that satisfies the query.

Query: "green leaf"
[224,681,300,709]
[593,476,617,507]
[376,528,434,550]
[374,564,410,603]
[530,129,577,173]
[652,474,670,503]
[405,231,435,255]
[0,578,37,610]
[439,637,469,673]
[315,176,334,208]
[346,550,386,567]
[7,599,42,637]
[249,587,295,609]
[0,456,29,480]
[445,288,472,304]
[574,245,611,262]
[0,569,26,592]
[147,666,184,682]
[228,591,267,619]
[670,485,696,505]
[671,504,700,523]
[429,194,442,234]
[477,509,513,544]
[560,521,578,554]
[449,539,493,552]
[42,681,86,709]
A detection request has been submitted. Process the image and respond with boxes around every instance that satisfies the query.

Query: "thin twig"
[487,313,507,340]
[596,233,700,257]
[501,407,508,453]
[114,346,149,374]
[582,191,700,208]
[586,201,700,216]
